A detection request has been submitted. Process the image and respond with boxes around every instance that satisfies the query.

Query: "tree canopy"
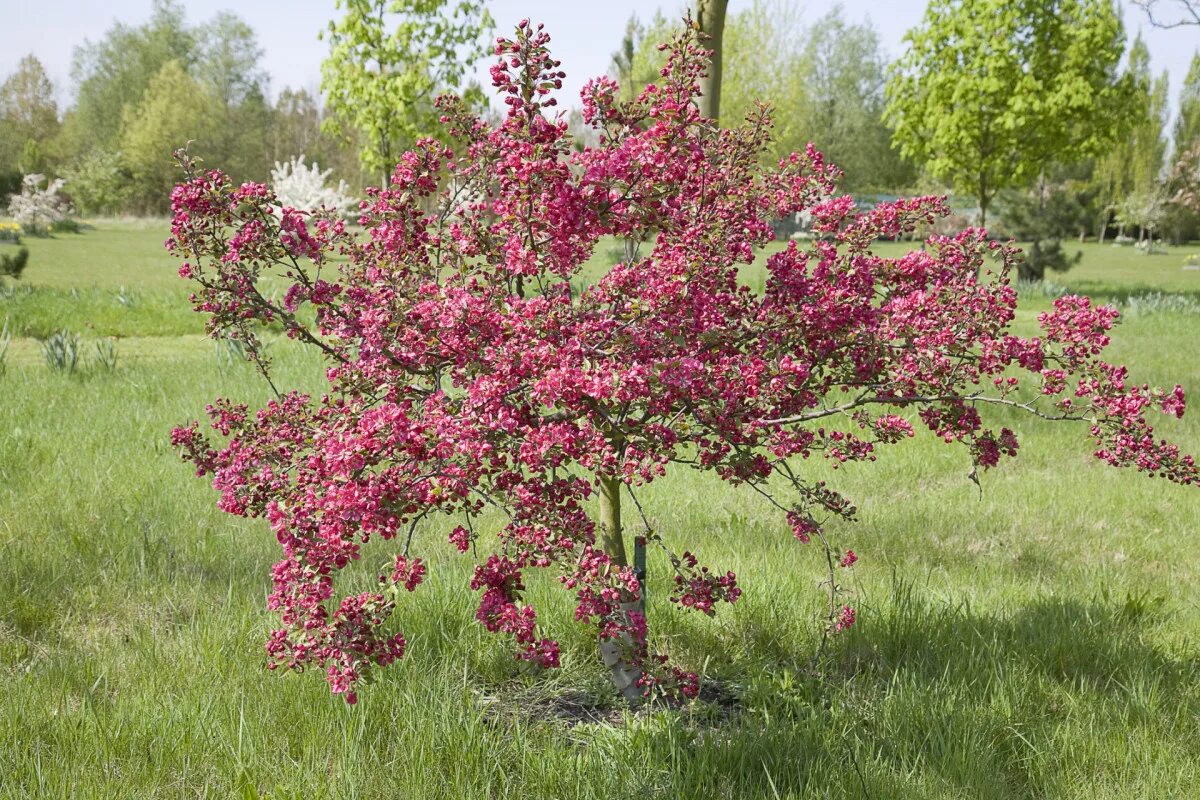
[0,55,59,174]
[320,0,493,182]
[885,0,1130,226]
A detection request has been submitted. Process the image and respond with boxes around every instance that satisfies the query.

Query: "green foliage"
[0,246,29,281]
[794,7,915,192]
[120,60,214,214]
[94,337,118,371]
[885,0,1130,226]
[70,0,196,152]
[61,0,286,209]
[0,54,59,174]
[321,0,494,181]
[61,149,131,215]
[42,328,81,373]
[719,1,806,151]
[611,4,912,192]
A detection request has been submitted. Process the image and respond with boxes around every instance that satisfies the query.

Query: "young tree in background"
[1169,54,1200,240]
[321,0,493,184]
[718,0,806,150]
[885,0,1129,228]
[798,8,914,193]
[1092,36,1168,242]
[1177,54,1200,149]
[0,55,59,175]
[121,60,213,214]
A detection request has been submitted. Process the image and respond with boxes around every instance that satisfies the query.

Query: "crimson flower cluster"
[167,21,1196,703]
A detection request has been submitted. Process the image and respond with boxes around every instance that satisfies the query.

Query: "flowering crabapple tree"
[167,20,1198,705]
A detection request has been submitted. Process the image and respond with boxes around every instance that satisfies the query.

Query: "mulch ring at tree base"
[474,679,742,730]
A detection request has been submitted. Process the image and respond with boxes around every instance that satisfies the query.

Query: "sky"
[0,0,1197,128]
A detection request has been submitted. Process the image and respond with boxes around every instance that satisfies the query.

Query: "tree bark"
[597,474,644,703]
[695,0,729,123]
[598,474,627,567]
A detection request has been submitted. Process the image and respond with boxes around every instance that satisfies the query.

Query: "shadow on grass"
[507,580,1197,799]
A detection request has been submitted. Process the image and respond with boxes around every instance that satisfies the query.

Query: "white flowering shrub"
[7,174,73,234]
[269,156,355,217]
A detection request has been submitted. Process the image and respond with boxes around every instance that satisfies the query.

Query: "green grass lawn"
[2,222,1200,798]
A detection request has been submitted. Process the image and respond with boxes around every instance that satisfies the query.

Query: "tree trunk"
[598,474,627,566]
[695,0,729,123]
[597,474,644,703]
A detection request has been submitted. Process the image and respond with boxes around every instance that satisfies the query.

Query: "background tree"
[1171,141,1200,213]
[609,11,676,100]
[609,16,643,103]
[618,4,911,193]
[885,0,1129,228]
[797,8,914,193]
[1091,36,1168,242]
[320,0,493,184]
[1167,52,1200,241]
[1128,43,1169,206]
[997,180,1088,280]
[718,0,805,147]
[69,0,195,153]
[121,61,213,214]
[61,150,130,216]
[194,11,273,182]
[0,55,60,175]
[1175,53,1200,151]
[195,11,267,113]
[272,88,322,165]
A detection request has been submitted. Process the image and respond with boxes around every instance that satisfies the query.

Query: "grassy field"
[2,222,1200,798]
